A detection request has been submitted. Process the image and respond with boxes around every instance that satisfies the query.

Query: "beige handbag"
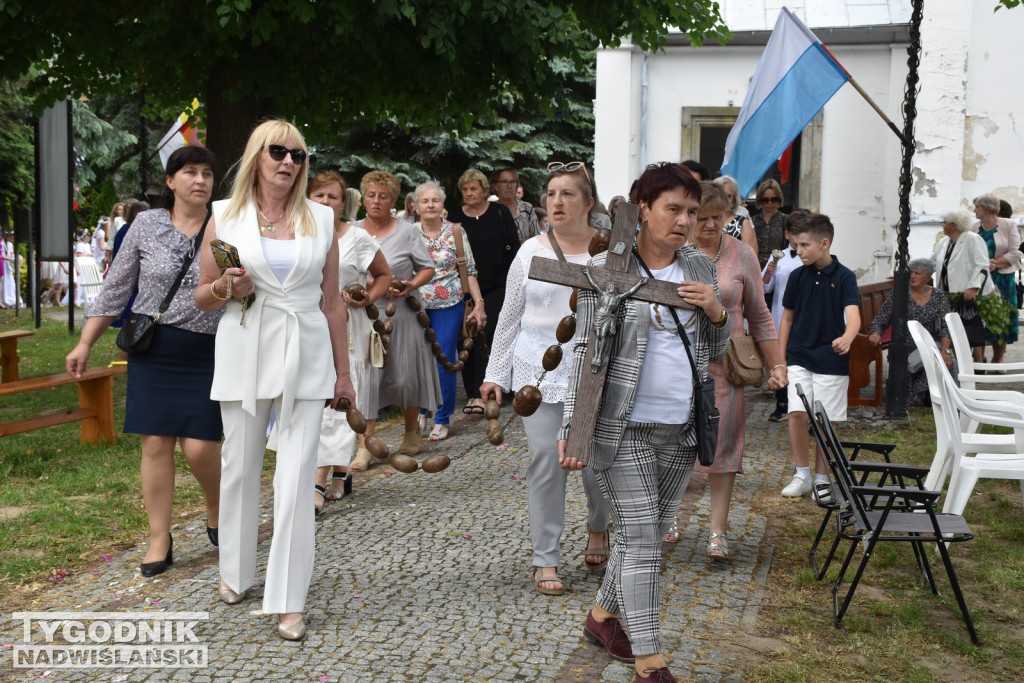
[723,335,764,387]
[370,329,386,368]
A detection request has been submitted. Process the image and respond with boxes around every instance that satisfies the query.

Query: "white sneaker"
[813,481,834,503]
[781,474,812,497]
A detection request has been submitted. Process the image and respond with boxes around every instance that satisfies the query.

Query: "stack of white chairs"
[910,319,1024,516]
[74,256,104,306]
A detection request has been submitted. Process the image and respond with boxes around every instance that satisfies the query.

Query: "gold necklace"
[257,206,285,233]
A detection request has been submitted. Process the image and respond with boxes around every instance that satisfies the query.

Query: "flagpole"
[847,76,908,146]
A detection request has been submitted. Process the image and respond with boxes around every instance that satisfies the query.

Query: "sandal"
[398,430,422,455]
[326,470,350,501]
[350,448,372,472]
[664,517,681,544]
[314,485,326,516]
[583,525,610,571]
[532,567,564,596]
[707,532,729,561]
[463,398,485,415]
[428,424,450,441]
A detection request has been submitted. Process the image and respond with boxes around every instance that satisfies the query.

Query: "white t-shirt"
[261,237,298,284]
[762,244,801,330]
[630,260,696,424]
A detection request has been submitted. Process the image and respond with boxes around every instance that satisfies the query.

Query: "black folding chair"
[795,384,900,579]
[810,398,979,644]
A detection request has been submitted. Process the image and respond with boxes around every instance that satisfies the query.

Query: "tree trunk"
[205,60,268,199]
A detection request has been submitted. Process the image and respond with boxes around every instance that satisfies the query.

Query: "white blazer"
[933,231,996,295]
[210,199,337,425]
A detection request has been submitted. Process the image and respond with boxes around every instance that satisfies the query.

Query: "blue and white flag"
[721,7,850,196]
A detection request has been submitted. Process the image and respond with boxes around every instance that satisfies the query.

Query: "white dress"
[317,226,379,468]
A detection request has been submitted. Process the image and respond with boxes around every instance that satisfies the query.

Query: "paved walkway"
[0,385,791,682]
[4,323,1021,682]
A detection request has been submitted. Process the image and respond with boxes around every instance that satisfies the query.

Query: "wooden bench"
[0,365,127,444]
[0,330,34,383]
[848,279,894,407]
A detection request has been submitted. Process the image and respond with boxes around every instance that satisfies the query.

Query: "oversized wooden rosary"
[484,227,613,445]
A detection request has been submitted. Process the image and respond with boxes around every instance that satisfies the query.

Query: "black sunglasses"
[760,196,781,204]
[266,144,307,164]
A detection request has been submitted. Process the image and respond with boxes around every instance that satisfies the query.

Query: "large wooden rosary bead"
[372,319,386,335]
[380,334,391,350]
[555,316,577,344]
[381,319,394,335]
[345,408,367,434]
[425,328,437,343]
[364,435,389,460]
[542,345,563,372]
[365,305,380,320]
[406,297,422,312]
[589,228,612,256]
[483,399,500,420]
[390,453,418,473]
[344,283,365,301]
[486,418,504,444]
[422,454,451,473]
[458,350,469,362]
[417,312,431,328]
[431,342,443,356]
[569,288,579,313]
[512,385,542,417]
[465,318,478,336]
[384,300,397,318]
[390,276,405,292]
[462,337,475,351]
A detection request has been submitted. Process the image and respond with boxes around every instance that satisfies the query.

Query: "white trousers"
[219,397,323,614]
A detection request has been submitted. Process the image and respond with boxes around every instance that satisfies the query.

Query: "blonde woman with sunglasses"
[196,120,355,641]
[751,179,788,270]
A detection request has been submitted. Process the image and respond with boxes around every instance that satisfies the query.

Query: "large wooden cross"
[528,203,695,466]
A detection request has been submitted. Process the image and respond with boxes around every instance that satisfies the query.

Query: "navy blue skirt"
[124,325,222,441]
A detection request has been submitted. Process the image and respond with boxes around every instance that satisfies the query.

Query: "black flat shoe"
[207,526,219,547]
[140,534,173,578]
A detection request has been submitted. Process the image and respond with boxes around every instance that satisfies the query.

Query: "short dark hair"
[161,146,216,210]
[785,208,811,232]
[789,212,834,243]
[681,159,710,181]
[635,162,701,207]
[998,199,1012,218]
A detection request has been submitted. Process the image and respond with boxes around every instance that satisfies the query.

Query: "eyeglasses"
[760,196,781,204]
[496,179,518,185]
[266,144,307,164]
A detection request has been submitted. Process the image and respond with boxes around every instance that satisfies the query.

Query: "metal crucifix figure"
[583,267,647,373]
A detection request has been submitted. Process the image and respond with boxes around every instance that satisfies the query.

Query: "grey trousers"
[522,400,610,568]
[595,421,696,656]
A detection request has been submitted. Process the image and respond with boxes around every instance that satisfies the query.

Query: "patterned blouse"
[752,211,788,269]
[511,198,539,243]
[416,220,478,310]
[87,208,223,334]
[723,214,744,239]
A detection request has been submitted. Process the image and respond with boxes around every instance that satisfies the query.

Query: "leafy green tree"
[313,54,597,211]
[0,78,35,209]
[0,1,727,186]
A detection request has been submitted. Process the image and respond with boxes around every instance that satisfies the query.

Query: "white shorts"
[787,365,849,422]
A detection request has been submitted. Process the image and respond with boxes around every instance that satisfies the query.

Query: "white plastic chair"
[945,312,1024,390]
[928,344,1024,516]
[75,256,104,306]
[908,321,1020,492]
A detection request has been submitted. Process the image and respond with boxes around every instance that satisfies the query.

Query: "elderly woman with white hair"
[972,193,1022,363]
[868,257,953,405]
[713,175,758,255]
[933,210,998,361]
[416,180,487,440]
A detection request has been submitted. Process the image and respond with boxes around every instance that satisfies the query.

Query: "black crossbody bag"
[116,210,211,354]
[634,250,719,466]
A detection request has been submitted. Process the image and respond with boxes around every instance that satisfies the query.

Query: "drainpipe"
[639,51,649,171]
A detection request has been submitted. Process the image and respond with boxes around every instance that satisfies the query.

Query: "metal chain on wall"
[885,0,924,418]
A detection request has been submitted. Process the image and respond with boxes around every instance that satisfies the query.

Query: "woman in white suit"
[196,120,355,641]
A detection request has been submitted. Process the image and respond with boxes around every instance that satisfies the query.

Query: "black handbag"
[954,270,988,349]
[116,211,210,353]
[635,251,719,466]
[1016,270,1023,311]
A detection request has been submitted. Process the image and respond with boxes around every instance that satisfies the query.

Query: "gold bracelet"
[475,299,485,303]
[770,364,786,373]
[210,280,228,301]
[711,307,729,328]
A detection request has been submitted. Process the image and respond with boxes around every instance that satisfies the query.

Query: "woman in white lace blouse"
[480,162,610,597]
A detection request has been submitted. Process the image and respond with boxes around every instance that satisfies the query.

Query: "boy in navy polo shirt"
[777,213,860,500]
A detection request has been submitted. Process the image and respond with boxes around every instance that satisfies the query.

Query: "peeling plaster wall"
[905,0,1024,268]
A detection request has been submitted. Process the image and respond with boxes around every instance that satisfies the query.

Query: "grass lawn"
[746,410,1024,681]
[0,310,227,583]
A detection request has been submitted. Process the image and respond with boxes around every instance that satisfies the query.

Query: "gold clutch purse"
[210,239,254,322]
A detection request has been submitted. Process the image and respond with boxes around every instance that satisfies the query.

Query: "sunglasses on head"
[760,196,781,204]
[547,161,586,173]
[266,144,307,164]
